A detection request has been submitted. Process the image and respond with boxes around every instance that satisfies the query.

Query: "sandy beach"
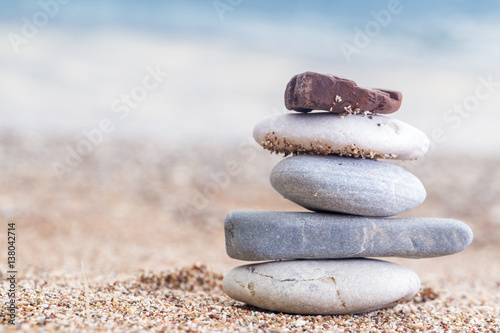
[0,135,499,332]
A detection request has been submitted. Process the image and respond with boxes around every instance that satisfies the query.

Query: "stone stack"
[222,72,473,315]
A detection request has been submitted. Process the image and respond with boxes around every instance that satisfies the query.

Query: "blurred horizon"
[1,0,499,155]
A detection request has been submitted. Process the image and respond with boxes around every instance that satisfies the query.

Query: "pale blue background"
[1,0,499,154]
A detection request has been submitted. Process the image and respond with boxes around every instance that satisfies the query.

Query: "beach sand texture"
[0,134,499,331]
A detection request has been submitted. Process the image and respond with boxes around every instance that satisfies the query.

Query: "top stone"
[285,72,402,114]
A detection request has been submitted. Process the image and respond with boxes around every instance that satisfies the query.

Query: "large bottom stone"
[223,259,420,315]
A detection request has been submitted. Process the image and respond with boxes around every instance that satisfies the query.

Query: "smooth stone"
[270,155,426,216]
[253,113,430,160]
[223,259,420,315]
[285,71,402,114]
[225,211,473,261]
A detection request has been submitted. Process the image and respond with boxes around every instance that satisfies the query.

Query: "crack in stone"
[354,221,377,256]
[290,215,308,251]
[329,276,348,309]
[249,270,274,279]
[234,280,245,288]
[409,237,417,250]
[245,270,349,308]
[369,221,377,252]
[297,215,307,250]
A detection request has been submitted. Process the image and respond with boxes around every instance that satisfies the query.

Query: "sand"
[0,134,499,332]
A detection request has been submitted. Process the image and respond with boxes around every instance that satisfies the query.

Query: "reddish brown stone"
[285,71,402,114]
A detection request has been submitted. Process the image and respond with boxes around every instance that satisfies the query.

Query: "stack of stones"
[222,72,473,315]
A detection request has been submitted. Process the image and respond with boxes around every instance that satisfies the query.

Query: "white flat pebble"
[253,113,430,160]
[223,259,420,315]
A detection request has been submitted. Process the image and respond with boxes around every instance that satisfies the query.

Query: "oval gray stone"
[223,259,420,315]
[271,155,426,216]
[225,211,473,261]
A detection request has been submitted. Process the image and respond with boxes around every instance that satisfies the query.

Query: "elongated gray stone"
[225,211,473,261]
[223,259,420,315]
[271,155,426,217]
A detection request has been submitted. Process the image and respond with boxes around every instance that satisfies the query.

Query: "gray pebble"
[271,155,426,216]
[225,211,473,261]
[223,259,420,315]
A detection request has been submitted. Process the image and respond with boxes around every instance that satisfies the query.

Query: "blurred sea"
[0,0,499,156]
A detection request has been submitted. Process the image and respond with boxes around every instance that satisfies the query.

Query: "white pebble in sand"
[223,259,420,315]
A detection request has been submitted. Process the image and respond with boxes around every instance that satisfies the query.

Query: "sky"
[1,0,500,155]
